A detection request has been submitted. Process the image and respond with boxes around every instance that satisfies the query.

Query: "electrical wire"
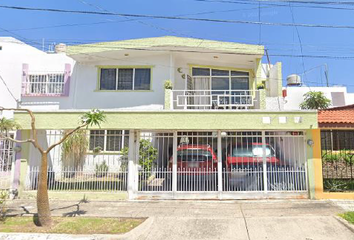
[2,5,354,30]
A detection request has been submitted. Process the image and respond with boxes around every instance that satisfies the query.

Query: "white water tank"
[55,43,67,53]
[286,74,302,86]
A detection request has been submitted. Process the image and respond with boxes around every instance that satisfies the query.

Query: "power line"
[288,2,307,84]
[0,74,19,104]
[2,5,354,30]
[194,0,354,11]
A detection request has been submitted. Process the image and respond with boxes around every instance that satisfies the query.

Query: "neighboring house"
[284,86,354,110]
[318,104,354,194]
[0,37,74,116]
[0,37,73,189]
[4,36,318,200]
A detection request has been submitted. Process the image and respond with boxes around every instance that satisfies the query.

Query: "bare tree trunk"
[37,152,52,227]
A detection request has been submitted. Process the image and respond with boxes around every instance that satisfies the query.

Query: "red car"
[225,143,281,190]
[226,143,281,169]
[169,144,218,174]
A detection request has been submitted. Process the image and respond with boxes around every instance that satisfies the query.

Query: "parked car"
[168,144,218,191]
[225,143,281,190]
[169,144,218,173]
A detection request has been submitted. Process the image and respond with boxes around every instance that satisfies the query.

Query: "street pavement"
[2,199,354,240]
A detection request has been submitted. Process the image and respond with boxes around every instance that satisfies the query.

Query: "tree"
[0,108,105,227]
[299,91,331,110]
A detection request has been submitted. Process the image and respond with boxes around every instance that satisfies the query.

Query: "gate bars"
[136,130,308,196]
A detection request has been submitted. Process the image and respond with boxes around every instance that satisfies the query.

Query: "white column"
[134,131,140,194]
[217,130,222,197]
[262,131,268,193]
[172,131,178,194]
[127,130,136,200]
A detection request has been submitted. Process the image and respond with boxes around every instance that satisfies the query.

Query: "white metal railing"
[22,73,65,95]
[172,90,258,110]
[177,168,218,191]
[138,168,172,191]
[0,138,14,190]
[25,167,128,192]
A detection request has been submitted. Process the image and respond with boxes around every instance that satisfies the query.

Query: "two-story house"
[6,36,318,200]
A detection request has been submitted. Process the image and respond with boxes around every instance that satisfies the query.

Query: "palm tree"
[0,108,105,227]
[300,91,331,110]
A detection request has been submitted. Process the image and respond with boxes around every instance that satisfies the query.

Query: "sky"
[1,0,354,91]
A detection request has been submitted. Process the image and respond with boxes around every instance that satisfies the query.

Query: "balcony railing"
[171,90,259,110]
[22,73,66,96]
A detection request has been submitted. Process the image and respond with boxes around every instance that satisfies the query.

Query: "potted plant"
[257,82,265,90]
[164,80,173,90]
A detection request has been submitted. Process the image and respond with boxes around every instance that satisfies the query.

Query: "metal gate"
[321,130,354,192]
[136,131,308,198]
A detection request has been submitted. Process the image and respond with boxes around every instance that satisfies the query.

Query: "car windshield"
[177,149,212,162]
[231,145,275,157]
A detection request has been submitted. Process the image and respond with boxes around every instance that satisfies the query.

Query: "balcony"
[22,72,68,97]
[169,89,263,110]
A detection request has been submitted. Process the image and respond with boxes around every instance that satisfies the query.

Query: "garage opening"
[136,130,308,198]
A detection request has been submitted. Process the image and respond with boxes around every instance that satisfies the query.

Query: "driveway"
[5,199,354,240]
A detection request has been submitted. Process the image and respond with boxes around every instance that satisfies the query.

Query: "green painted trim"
[188,64,256,93]
[95,65,154,68]
[94,90,154,92]
[96,65,154,91]
[15,111,318,131]
[188,64,255,76]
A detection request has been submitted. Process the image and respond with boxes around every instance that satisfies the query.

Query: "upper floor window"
[99,67,151,91]
[25,73,65,95]
[192,67,249,91]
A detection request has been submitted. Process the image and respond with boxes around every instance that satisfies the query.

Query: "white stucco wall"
[0,37,74,117]
[2,38,265,112]
[283,86,354,110]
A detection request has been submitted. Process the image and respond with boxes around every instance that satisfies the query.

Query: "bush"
[0,190,8,222]
[95,161,109,177]
[323,151,354,164]
[139,139,158,172]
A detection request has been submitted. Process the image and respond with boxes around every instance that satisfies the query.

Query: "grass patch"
[340,212,354,224]
[0,217,145,235]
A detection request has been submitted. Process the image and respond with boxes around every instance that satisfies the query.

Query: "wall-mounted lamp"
[307,139,314,147]
[14,146,22,153]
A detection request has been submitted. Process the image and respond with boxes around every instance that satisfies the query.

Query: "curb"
[334,216,354,234]
[114,217,154,239]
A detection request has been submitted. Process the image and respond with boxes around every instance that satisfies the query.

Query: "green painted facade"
[15,111,317,130]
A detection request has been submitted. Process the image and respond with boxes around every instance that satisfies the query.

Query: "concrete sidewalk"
[4,199,354,240]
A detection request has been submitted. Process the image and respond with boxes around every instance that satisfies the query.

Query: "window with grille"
[89,130,129,152]
[99,67,151,90]
[26,73,65,94]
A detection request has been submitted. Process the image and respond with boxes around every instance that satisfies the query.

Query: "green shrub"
[120,140,157,172]
[95,161,109,177]
[139,139,158,172]
[120,147,129,170]
[0,190,8,222]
